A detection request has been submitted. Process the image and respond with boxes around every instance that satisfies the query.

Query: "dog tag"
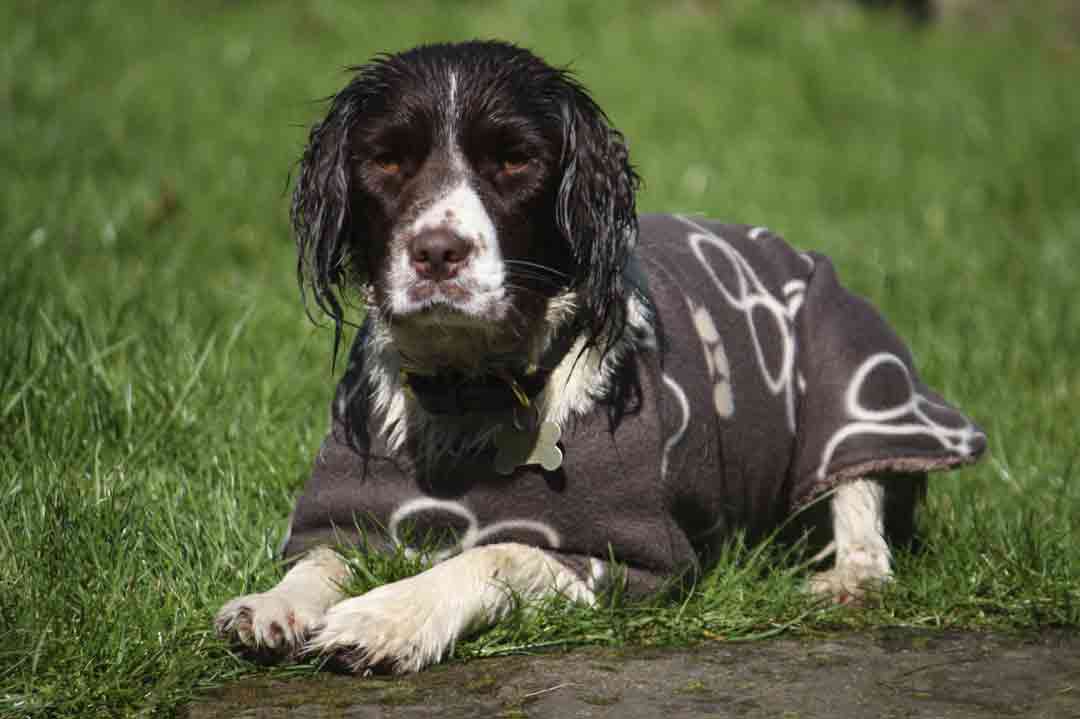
[494,420,563,475]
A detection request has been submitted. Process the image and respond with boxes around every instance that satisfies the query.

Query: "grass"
[2,0,1078,716]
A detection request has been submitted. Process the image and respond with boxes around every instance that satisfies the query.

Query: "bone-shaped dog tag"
[494,420,563,475]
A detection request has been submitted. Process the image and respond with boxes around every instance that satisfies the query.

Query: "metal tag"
[493,420,563,475]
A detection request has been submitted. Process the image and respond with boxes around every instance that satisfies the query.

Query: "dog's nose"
[409,229,472,280]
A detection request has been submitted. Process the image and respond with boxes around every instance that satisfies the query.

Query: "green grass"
[2,1,1079,716]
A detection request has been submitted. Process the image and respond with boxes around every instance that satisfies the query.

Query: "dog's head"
[292,41,639,369]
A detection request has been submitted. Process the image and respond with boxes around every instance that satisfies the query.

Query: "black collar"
[402,368,549,415]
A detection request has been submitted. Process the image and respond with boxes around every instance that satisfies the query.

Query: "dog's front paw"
[215,592,325,659]
[808,567,889,605]
[808,546,892,605]
[305,580,454,675]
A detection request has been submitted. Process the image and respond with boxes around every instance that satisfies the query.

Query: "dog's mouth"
[406,280,471,309]
[397,299,491,328]
[391,277,509,327]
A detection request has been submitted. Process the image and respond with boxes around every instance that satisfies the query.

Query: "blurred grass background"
[2,1,1078,716]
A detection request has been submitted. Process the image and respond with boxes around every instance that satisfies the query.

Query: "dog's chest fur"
[281,215,985,593]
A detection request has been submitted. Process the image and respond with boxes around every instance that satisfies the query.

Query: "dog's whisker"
[504,259,571,278]
[502,283,554,300]
[505,272,566,289]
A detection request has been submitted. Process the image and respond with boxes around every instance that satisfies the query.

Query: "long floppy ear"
[554,80,641,351]
[291,88,363,360]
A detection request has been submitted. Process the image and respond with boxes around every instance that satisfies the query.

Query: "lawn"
[2,1,1078,716]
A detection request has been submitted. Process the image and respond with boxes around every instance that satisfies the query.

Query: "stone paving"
[185,630,1080,718]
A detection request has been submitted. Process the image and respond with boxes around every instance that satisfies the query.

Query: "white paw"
[808,544,892,605]
[215,592,326,658]
[306,578,456,675]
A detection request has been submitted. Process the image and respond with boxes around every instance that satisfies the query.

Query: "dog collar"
[400,367,549,416]
[401,367,564,475]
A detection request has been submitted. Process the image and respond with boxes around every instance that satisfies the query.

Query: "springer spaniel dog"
[215,41,985,674]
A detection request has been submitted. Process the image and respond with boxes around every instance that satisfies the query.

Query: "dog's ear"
[554,83,641,349]
[292,87,364,359]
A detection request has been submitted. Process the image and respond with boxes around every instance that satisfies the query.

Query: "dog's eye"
[500,155,531,175]
[373,154,402,175]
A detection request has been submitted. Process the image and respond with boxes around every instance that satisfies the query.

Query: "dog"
[215,40,985,674]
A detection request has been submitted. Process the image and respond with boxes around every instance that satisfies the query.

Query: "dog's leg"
[307,542,593,674]
[216,546,350,657]
[808,478,893,603]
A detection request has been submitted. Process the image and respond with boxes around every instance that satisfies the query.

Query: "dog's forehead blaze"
[409,181,496,248]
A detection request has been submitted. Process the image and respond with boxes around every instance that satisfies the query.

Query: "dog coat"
[281,215,986,594]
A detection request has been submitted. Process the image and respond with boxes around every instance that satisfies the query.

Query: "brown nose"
[409,229,471,280]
